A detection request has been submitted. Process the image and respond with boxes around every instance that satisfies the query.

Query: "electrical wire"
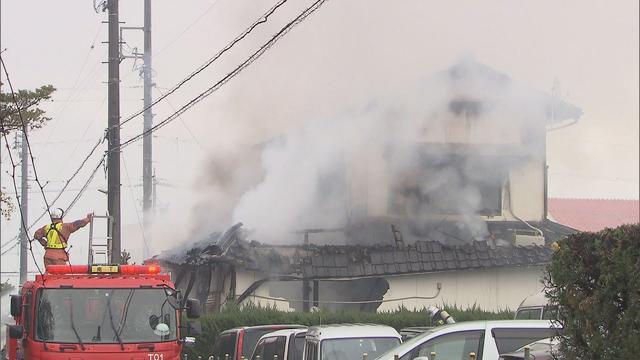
[1,241,19,256]
[153,0,223,58]
[41,23,103,147]
[154,86,205,150]
[64,155,106,214]
[1,57,53,215]
[0,56,46,276]
[119,0,291,127]
[121,154,150,257]
[117,0,329,152]
[0,133,106,251]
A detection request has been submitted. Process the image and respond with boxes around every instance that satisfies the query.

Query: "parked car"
[514,292,559,320]
[376,320,561,360]
[211,325,306,360]
[250,329,308,360]
[303,324,401,360]
[499,338,559,360]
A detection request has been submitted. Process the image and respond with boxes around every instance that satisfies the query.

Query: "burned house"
[156,59,581,312]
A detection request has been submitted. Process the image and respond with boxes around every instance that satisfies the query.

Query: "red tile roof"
[548,198,640,232]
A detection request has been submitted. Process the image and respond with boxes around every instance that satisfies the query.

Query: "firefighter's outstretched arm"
[68,213,94,234]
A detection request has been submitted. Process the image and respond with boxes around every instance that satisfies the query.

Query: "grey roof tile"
[382,252,395,265]
[370,252,384,264]
[394,251,408,264]
[373,264,386,274]
[409,251,420,262]
[334,255,349,267]
[409,262,422,272]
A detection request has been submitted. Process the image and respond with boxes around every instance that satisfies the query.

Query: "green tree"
[544,224,640,360]
[0,84,56,219]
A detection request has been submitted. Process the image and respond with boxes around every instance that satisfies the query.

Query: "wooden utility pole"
[107,0,122,264]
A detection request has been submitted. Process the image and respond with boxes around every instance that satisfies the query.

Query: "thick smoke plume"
[186,57,553,245]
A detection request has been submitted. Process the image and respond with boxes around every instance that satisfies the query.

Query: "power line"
[122,154,149,256]
[1,241,19,255]
[153,0,223,58]
[0,134,106,251]
[154,86,205,150]
[0,56,46,276]
[117,0,329,152]
[119,0,291,127]
[1,57,52,216]
[0,56,105,257]
[41,22,103,148]
[64,155,106,214]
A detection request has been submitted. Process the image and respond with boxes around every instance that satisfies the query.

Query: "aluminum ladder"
[87,215,114,265]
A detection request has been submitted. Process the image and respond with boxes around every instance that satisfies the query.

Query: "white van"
[303,324,401,360]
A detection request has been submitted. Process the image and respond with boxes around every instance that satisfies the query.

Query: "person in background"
[33,208,93,266]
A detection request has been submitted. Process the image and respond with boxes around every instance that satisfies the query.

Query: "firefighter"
[33,208,94,266]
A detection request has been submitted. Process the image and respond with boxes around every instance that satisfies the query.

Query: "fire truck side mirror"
[186,298,202,319]
[10,295,22,317]
[8,325,24,339]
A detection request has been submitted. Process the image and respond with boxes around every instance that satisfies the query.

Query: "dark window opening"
[390,154,505,217]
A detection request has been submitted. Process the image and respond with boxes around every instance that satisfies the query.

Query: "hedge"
[186,303,514,357]
[544,223,640,359]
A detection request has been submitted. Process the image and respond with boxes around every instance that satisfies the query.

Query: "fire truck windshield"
[35,288,178,344]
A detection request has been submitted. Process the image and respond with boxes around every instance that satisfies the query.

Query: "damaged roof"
[156,219,568,280]
[302,239,552,279]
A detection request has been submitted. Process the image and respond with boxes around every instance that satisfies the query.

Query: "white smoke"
[213,56,555,244]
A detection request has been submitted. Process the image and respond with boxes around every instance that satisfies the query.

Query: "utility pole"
[19,131,28,284]
[142,0,153,259]
[107,0,122,264]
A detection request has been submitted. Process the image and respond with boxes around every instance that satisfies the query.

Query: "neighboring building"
[155,59,582,313]
[548,198,640,232]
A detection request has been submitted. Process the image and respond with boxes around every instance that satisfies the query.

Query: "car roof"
[220,324,306,334]
[306,324,401,340]
[258,328,308,339]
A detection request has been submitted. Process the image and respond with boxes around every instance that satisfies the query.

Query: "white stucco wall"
[505,159,545,221]
[378,266,545,312]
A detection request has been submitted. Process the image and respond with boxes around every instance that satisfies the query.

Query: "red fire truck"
[5,264,201,360]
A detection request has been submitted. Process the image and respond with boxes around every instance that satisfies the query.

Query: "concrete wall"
[378,265,545,312]
[234,266,544,313]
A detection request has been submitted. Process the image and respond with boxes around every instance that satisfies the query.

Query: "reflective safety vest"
[45,223,67,249]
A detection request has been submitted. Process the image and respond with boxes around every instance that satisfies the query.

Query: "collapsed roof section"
[155,219,574,280]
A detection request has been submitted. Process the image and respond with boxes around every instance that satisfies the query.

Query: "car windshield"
[320,337,400,360]
[243,329,278,358]
[35,288,178,343]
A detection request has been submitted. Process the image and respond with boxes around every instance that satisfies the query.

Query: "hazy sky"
[1,0,638,281]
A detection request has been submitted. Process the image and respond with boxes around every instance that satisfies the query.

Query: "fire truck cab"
[5,264,201,360]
